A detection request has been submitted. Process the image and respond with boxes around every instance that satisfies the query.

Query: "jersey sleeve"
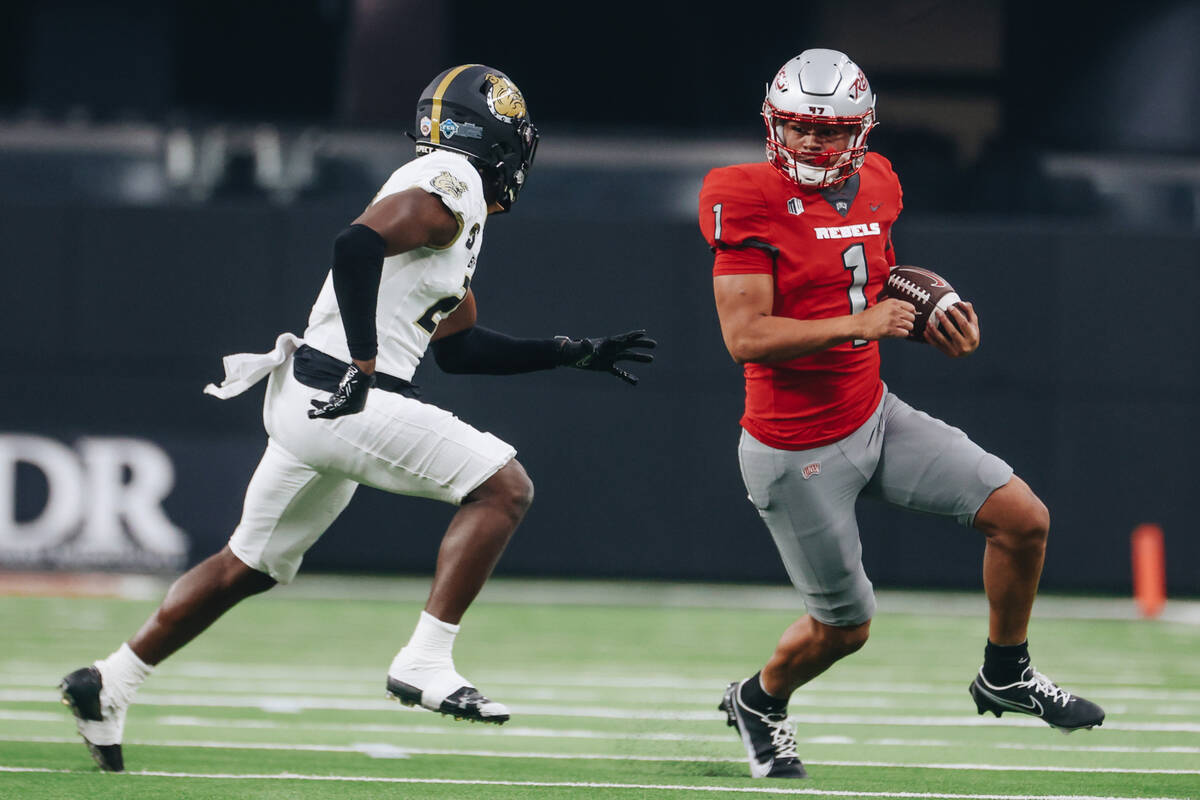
[699,166,776,276]
[371,152,486,246]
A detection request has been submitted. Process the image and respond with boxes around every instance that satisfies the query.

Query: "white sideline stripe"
[10,660,1197,696]
[8,674,1195,713]
[0,766,1191,800]
[7,689,1200,732]
[4,711,726,742]
[6,735,1199,775]
[2,736,734,763]
[813,760,1200,776]
[7,712,1200,755]
[0,677,974,712]
[6,734,400,757]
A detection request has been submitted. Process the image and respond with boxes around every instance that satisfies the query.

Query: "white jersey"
[303,150,487,381]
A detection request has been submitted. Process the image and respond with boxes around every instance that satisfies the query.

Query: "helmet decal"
[430,63,480,146]
[774,67,790,92]
[847,69,869,101]
[430,170,469,199]
[483,73,527,123]
[419,116,433,137]
[439,118,484,140]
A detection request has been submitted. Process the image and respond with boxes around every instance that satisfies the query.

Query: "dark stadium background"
[1,0,1196,595]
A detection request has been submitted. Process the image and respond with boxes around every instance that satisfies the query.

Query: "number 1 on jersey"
[842,243,868,348]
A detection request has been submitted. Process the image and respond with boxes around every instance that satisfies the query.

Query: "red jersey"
[699,153,903,450]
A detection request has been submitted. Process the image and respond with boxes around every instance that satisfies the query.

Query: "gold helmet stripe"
[430,64,481,146]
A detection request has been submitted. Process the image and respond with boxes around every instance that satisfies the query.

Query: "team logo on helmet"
[431,170,468,199]
[847,69,869,101]
[483,73,527,123]
[774,67,790,92]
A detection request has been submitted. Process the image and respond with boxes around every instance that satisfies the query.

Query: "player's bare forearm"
[714,274,914,364]
[723,314,859,364]
[715,274,845,363]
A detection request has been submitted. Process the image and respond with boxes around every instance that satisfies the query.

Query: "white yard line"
[5,689,1199,732]
[0,676,969,711]
[5,673,1195,713]
[4,711,732,742]
[7,711,1200,755]
[4,735,1198,775]
[15,675,1168,715]
[9,662,1194,697]
[0,766,1194,799]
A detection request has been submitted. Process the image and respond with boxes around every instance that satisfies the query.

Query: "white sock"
[95,643,153,707]
[391,611,459,671]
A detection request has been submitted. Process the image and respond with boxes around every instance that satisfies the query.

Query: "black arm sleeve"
[330,224,387,361]
[431,326,565,375]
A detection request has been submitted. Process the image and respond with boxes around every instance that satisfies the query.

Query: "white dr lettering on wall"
[0,434,187,570]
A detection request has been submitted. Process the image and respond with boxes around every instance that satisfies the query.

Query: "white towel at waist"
[203,332,304,400]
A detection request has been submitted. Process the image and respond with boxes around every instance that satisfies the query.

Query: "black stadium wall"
[2,202,1196,596]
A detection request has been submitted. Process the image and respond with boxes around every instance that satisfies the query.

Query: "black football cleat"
[385,665,510,724]
[719,680,808,779]
[970,665,1105,733]
[59,666,126,772]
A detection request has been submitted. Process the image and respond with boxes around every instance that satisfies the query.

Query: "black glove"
[308,364,376,419]
[556,329,657,385]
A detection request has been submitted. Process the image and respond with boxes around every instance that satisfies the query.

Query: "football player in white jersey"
[59,64,656,773]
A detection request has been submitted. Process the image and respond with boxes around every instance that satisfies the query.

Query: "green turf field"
[1,576,1197,799]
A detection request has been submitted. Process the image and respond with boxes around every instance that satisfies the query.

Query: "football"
[878,265,963,341]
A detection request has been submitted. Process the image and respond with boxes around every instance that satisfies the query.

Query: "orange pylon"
[1131,524,1166,618]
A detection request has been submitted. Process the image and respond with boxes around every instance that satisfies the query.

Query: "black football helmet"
[414,64,539,211]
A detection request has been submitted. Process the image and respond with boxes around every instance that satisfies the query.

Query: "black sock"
[738,671,788,715]
[983,640,1030,685]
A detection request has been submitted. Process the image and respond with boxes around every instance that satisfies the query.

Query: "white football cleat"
[385,662,510,724]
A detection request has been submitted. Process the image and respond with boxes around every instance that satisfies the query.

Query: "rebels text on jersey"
[699,153,903,450]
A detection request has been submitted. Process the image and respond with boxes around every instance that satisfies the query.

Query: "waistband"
[293,345,422,399]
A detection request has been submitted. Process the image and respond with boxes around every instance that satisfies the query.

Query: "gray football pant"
[737,391,1013,627]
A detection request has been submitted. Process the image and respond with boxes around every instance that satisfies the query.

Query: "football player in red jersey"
[700,49,1104,780]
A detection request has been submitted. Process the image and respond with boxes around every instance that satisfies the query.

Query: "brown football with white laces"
[878,265,963,341]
